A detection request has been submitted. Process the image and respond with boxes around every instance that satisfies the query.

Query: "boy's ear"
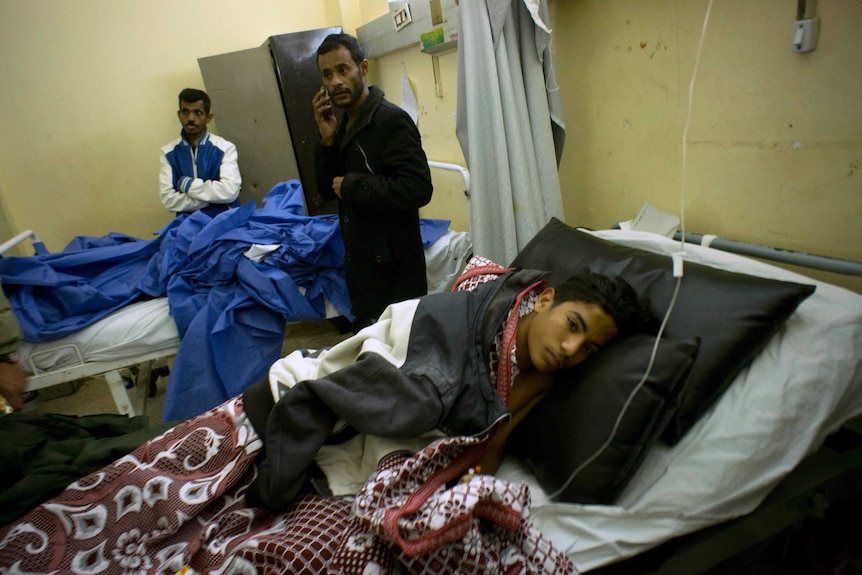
[535,287,556,311]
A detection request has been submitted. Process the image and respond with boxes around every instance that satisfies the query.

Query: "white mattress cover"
[18,298,181,373]
[497,229,862,571]
[425,229,474,294]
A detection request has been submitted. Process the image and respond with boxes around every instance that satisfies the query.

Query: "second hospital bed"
[1,215,473,419]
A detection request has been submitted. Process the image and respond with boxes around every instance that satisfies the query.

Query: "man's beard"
[334,81,364,109]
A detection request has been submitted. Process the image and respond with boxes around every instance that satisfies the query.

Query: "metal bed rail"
[674,232,862,277]
[0,229,40,256]
[428,161,471,197]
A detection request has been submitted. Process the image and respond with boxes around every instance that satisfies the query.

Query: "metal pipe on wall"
[675,232,862,277]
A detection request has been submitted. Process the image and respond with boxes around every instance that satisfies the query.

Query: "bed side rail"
[0,230,43,257]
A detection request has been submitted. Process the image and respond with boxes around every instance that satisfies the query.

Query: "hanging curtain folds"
[456,0,566,265]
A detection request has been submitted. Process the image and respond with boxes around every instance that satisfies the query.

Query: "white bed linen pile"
[497,229,862,572]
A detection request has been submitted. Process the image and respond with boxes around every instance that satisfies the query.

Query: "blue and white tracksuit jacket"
[159,129,241,216]
[242,268,548,510]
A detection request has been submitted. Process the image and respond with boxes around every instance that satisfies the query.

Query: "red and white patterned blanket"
[0,396,575,574]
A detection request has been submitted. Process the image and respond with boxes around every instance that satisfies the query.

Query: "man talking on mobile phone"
[312,33,433,334]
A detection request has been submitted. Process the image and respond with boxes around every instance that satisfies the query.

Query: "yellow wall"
[0,0,344,251]
[549,0,862,292]
[2,0,860,291]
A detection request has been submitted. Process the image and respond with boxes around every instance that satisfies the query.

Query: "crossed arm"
[159,142,241,213]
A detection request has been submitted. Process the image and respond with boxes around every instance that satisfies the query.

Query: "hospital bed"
[499,220,862,573]
[0,226,180,415]
[17,297,179,417]
[1,218,860,574]
[0,225,472,418]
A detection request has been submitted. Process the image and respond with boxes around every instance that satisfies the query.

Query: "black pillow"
[508,334,700,504]
[510,218,816,445]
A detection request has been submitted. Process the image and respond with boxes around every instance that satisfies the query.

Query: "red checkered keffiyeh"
[331,436,576,574]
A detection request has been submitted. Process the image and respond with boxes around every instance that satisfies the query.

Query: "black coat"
[314,86,433,322]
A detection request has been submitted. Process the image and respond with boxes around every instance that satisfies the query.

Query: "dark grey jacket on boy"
[243,268,547,511]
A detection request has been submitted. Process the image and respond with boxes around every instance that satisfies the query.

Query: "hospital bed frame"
[591,414,862,574]
[1,202,475,419]
[22,346,170,418]
[2,230,172,417]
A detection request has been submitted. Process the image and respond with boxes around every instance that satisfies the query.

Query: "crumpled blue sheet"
[0,180,451,421]
[0,232,167,340]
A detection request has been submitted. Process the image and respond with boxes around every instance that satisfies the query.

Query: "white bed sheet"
[18,298,180,373]
[497,229,862,572]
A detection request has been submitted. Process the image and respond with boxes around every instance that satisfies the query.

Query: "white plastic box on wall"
[357,0,459,59]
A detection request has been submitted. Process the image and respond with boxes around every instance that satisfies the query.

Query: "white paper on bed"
[497,229,862,572]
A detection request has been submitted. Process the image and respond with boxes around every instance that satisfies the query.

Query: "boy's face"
[517,288,619,372]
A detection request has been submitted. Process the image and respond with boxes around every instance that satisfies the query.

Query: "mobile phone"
[321,86,333,119]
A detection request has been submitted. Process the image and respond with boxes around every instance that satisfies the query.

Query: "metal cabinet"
[199,27,341,215]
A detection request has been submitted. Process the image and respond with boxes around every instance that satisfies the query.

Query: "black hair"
[552,268,654,336]
[178,88,211,115]
[317,33,365,66]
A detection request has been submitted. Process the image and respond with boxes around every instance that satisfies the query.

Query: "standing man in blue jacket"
[159,88,242,217]
[312,34,433,333]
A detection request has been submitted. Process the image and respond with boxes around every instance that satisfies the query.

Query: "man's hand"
[0,361,27,412]
[332,176,344,199]
[313,87,337,146]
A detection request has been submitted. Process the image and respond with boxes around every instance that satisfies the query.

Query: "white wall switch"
[792,18,819,53]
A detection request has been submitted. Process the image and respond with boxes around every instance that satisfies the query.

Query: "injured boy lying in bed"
[243,261,652,511]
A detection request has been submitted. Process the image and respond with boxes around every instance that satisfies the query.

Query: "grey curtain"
[456,0,565,265]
